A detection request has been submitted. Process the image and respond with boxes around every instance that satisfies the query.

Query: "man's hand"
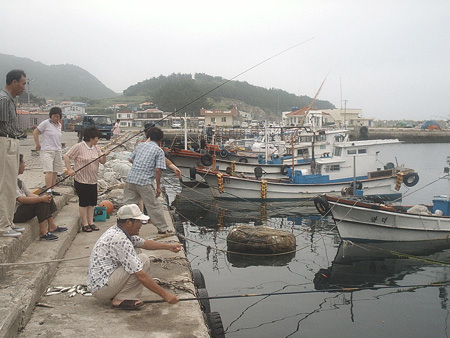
[168,243,183,253]
[163,292,179,304]
[155,186,161,198]
[41,194,52,203]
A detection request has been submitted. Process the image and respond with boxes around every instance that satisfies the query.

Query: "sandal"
[82,225,92,232]
[89,224,100,231]
[112,300,144,310]
[157,229,175,235]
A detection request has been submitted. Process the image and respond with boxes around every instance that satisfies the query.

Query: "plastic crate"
[94,206,107,222]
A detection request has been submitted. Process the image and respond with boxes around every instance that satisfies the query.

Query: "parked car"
[241,121,249,128]
[172,122,182,129]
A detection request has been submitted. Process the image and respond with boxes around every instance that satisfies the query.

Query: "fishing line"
[44,38,314,193]
[143,280,450,304]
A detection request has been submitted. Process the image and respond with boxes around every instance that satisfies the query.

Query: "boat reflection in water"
[314,240,450,290]
[172,185,319,227]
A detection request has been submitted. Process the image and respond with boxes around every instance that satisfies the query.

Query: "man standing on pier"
[123,127,172,234]
[0,69,27,237]
[87,204,182,309]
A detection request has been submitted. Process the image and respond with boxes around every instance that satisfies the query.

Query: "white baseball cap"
[117,204,150,221]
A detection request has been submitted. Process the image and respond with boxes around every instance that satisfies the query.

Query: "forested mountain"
[124,73,335,117]
[0,54,117,100]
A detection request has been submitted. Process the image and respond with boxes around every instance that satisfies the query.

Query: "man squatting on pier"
[87,204,183,310]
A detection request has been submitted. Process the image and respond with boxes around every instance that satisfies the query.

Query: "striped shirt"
[65,142,104,184]
[126,141,166,186]
[0,89,20,137]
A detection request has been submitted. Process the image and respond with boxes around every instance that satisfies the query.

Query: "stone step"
[0,193,80,337]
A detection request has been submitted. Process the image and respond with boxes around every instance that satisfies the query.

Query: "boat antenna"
[297,70,330,128]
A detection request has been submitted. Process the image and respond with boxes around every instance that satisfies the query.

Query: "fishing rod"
[143,280,450,304]
[41,38,315,194]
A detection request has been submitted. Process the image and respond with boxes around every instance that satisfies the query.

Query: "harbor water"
[166,143,450,338]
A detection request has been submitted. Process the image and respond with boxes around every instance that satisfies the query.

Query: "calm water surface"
[166,143,450,338]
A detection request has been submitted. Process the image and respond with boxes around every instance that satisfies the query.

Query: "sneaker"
[12,226,25,232]
[39,233,58,241]
[2,229,21,237]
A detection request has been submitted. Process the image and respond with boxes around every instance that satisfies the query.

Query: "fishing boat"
[315,193,450,242]
[168,128,349,180]
[196,139,418,201]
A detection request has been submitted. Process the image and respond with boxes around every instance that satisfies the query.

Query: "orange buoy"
[99,200,114,214]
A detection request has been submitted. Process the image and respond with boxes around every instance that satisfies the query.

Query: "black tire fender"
[206,312,225,338]
[219,149,228,158]
[350,181,363,190]
[192,269,206,289]
[280,164,289,175]
[238,157,248,163]
[200,154,213,166]
[314,195,331,216]
[197,288,211,313]
[403,172,419,187]
[360,126,368,135]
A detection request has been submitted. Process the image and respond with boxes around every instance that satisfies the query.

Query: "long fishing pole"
[143,281,450,304]
[43,38,315,194]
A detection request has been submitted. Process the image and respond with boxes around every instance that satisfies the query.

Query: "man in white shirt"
[87,204,182,310]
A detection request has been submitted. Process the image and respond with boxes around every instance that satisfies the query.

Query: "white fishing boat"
[197,139,419,200]
[168,128,349,180]
[316,193,450,242]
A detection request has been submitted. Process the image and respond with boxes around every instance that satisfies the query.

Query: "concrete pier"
[0,132,211,338]
[350,127,450,143]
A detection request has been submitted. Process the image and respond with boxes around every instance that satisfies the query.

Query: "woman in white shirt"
[33,107,63,195]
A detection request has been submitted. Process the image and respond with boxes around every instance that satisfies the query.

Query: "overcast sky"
[2,0,450,120]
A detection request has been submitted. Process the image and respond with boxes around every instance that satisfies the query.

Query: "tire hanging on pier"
[238,157,248,163]
[192,269,206,289]
[280,165,289,175]
[197,288,211,313]
[206,312,225,338]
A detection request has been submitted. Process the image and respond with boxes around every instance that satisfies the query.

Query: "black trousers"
[13,200,57,224]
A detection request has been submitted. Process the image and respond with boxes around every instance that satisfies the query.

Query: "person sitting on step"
[14,154,68,241]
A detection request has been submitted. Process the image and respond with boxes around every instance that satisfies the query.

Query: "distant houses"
[282,108,372,128]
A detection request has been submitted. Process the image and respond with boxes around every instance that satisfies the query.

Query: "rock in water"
[227,225,296,254]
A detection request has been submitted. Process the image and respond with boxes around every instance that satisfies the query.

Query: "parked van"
[250,120,259,127]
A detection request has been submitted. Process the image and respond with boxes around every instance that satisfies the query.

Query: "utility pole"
[343,99,348,128]
[26,79,34,129]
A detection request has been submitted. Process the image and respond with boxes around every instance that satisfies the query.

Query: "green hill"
[123,73,335,118]
[0,54,117,100]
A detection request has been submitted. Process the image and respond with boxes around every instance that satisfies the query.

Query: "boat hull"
[200,170,401,201]
[327,197,450,241]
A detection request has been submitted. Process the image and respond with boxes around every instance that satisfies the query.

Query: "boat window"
[326,164,340,172]
[358,148,367,154]
[333,147,342,156]
[347,149,357,155]
[300,136,312,142]
[297,148,308,156]
[315,134,326,141]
